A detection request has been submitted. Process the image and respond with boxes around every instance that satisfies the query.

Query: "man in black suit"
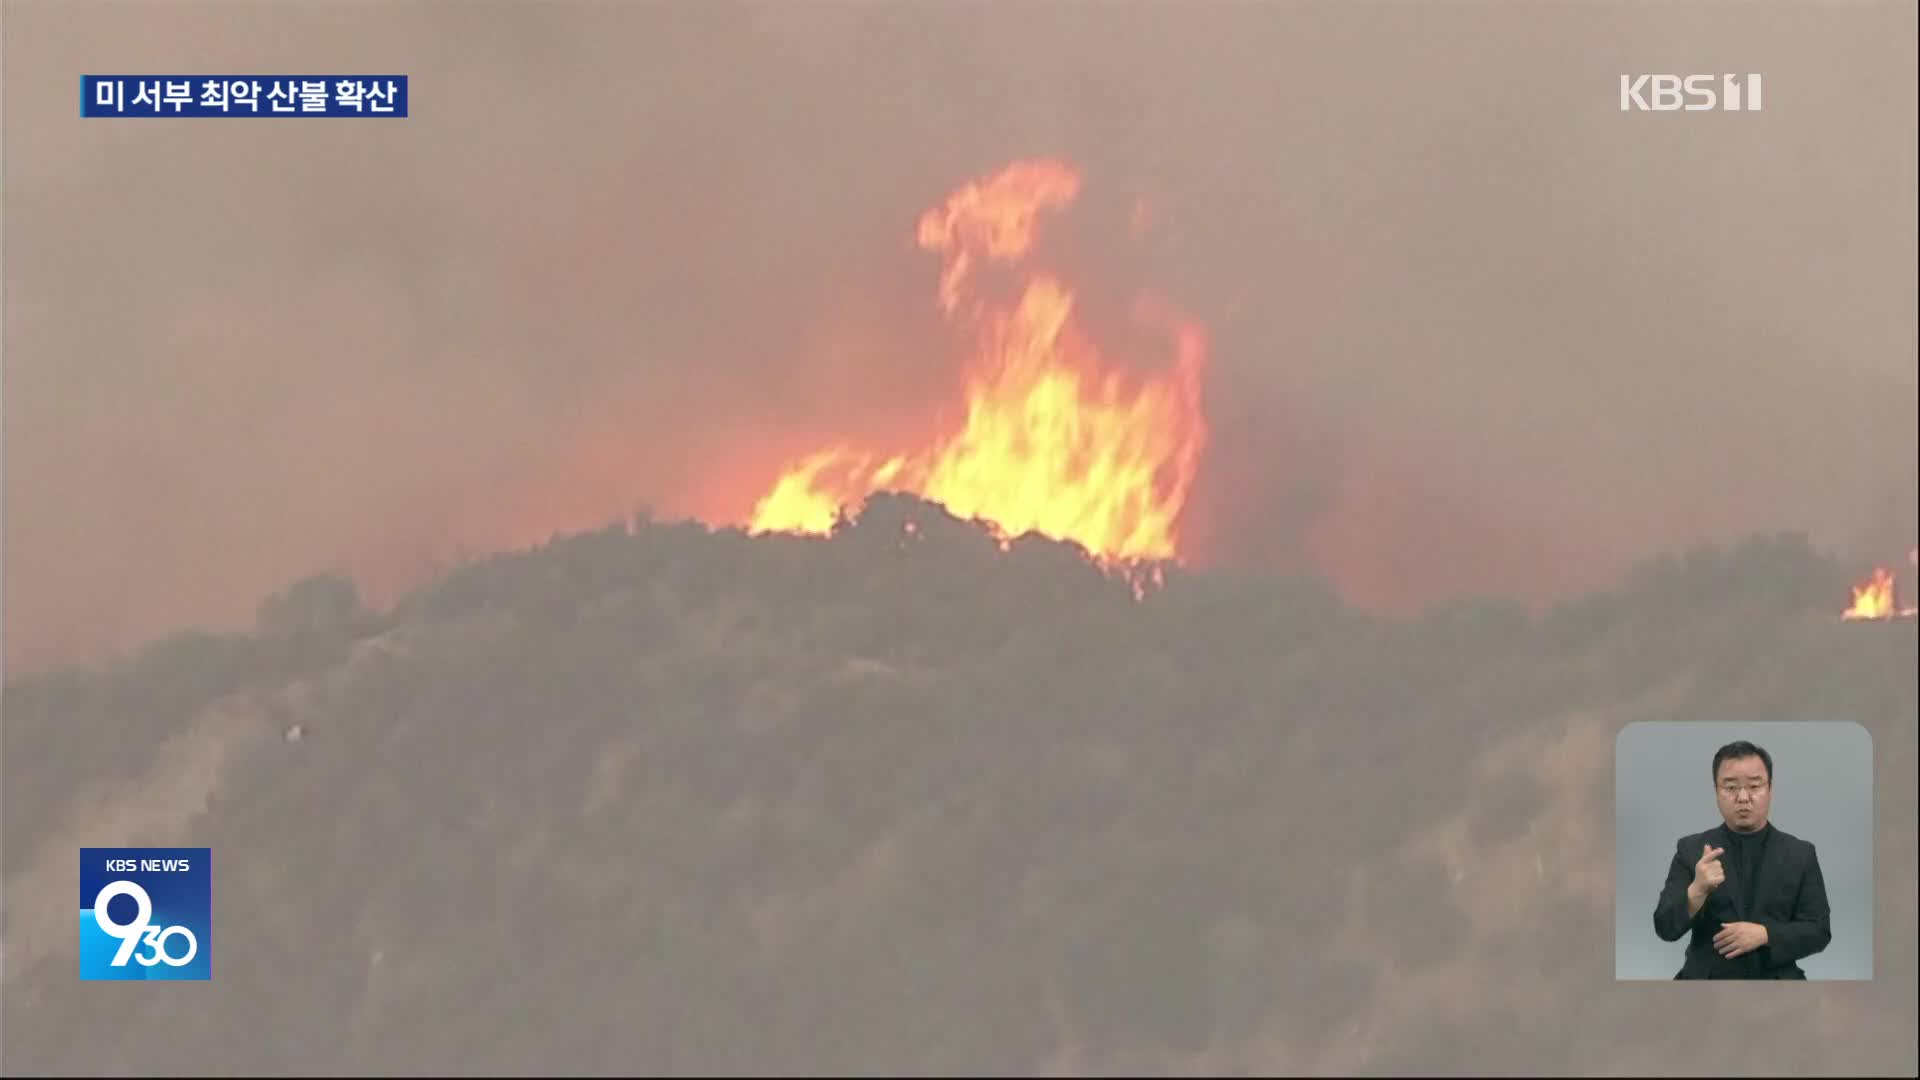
[1653,740,1832,979]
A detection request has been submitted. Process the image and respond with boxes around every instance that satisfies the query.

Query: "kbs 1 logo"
[1620,73,1763,112]
[79,848,211,980]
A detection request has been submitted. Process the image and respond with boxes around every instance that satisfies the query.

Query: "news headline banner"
[82,76,408,117]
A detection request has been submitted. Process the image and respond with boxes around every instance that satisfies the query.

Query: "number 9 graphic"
[93,881,197,967]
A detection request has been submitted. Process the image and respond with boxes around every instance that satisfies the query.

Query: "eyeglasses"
[1719,782,1769,796]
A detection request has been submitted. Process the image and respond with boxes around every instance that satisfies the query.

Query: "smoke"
[5,1,1915,671]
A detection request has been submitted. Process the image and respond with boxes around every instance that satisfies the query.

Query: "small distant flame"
[1910,547,1919,618]
[1841,548,1919,620]
[1122,562,1167,603]
[1842,567,1897,620]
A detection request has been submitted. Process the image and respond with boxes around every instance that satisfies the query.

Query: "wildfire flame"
[1841,548,1919,620]
[1842,567,1898,620]
[747,159,1208,571]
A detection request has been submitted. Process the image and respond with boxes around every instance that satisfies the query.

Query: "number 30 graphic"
[92,881,198,967]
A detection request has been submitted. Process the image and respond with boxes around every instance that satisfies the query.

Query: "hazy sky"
[5,1,1915,673]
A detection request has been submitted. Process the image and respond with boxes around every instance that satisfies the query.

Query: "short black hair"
[1712,740,1773,784]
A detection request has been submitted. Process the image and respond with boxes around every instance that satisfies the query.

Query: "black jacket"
[1653,822,1832,979]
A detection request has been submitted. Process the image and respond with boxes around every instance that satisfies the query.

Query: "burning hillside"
[747,159,1209,566]
[5,513,1915,1076]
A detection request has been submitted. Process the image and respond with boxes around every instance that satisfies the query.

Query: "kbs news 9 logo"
[79,848,211,980]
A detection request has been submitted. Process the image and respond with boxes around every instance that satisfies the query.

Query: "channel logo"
[1619,73,1763,112]
[80,847,211,980]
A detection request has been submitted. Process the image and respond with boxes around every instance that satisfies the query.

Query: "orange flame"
[1842,567,1898,620]
[748,159,1208,568]
[1841,548,1919,620]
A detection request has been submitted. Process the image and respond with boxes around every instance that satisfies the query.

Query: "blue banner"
[80,848,212,981]
[82,76,408,118]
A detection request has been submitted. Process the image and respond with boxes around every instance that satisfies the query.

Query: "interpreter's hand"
[1713,921,1769,959]
[1691,844,1726,895]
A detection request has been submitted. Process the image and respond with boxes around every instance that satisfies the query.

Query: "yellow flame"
[749,158,1207,570]
[1841,551,1918,620]
[1841,566,1898,620]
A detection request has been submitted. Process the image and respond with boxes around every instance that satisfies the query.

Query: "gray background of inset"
[1615,720,1874,980]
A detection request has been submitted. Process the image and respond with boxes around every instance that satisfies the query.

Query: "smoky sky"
[4,1,1915,673]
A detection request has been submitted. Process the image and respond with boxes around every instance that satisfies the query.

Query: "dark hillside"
[5,496,1914,1075]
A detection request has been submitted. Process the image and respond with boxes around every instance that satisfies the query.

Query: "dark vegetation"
[4,493,1915,1074]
